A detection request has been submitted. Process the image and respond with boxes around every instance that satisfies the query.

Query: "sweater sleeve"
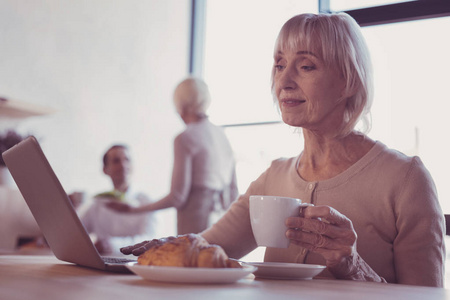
[393,157,445,287]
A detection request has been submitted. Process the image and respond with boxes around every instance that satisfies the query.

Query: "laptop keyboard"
[102,257,136,264]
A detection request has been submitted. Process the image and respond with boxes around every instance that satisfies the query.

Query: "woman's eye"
[274,64,285,71]
[301,65,315,71]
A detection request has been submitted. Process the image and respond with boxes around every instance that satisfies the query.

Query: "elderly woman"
[110,77,238,235]
[121,13,445,287]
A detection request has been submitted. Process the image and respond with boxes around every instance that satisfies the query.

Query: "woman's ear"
[340,82,358,101]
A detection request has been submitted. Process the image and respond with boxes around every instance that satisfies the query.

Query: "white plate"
[246,262,325,280]
[126,262,257,284]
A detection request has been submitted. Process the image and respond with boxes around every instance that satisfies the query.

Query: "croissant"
[137,234,241,268]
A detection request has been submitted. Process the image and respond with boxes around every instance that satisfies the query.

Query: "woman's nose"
[278,66,297,90]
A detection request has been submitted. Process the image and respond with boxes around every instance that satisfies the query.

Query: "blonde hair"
[173,77,211,117]
[271,13,373,136]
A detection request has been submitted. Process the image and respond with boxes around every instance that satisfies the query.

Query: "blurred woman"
[110,77,238,235]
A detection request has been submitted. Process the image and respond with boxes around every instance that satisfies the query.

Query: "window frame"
[321,0,450,27]
[189,0,207,77]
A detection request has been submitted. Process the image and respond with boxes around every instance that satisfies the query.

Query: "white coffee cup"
[249,195,302,248]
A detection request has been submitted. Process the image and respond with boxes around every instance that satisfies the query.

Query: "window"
[362,16,450,212]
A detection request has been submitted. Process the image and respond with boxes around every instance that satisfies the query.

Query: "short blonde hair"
[173,77,211,117]
[271,13,373,136]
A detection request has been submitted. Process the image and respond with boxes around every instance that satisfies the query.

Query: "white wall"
[0,0,191,237]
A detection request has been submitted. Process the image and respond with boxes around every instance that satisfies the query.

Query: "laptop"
[2,136,136,273]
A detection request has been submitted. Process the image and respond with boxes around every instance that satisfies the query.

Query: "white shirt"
[80,187,156,254]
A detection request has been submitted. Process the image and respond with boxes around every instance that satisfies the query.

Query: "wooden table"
[0,255,448,300]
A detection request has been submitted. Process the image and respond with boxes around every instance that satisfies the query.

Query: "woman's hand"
[120,236,178,256]
[286,205,385,282]
[120,240,155,256]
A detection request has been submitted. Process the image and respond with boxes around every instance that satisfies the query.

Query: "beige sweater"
[202,142,445,287]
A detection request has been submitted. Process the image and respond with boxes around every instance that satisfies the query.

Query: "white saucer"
[246,262,325,280]
[126,262,257,284]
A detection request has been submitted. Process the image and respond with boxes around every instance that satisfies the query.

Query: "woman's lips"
[280,99,306,107]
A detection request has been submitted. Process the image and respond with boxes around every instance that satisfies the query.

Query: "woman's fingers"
[285,205,362,275]
[304,205,351,227]
[120,236,178,256]
[120,240,151,255]
[289,233,355,267]
[287,228,335,250]
[287,206,353,233]
[286,216,346,241]
[285,205,357,258]
[120,238,163,256]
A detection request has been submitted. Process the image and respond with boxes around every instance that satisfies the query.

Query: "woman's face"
[273,44,347,133]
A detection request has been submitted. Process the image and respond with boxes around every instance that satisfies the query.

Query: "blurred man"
[79,144,156,255]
